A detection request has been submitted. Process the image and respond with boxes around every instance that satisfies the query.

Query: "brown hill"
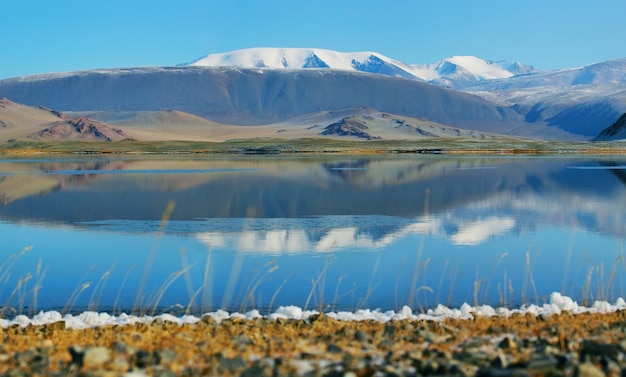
[0,98,62,141]
[0,98,133,142]
[34,116,133,141]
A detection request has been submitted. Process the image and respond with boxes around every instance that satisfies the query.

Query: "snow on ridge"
[2,293,625,329]
[445,56,517,80]
[183,48,537,88]
[185,47,386,71]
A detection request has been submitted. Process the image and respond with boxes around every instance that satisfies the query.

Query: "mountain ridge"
[0,66,526,133]
[183,47,540,89]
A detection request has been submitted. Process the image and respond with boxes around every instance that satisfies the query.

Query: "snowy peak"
[412,56,540,88]
[187,48,378,70]
[185,48,420,80]
[183,48,540,89]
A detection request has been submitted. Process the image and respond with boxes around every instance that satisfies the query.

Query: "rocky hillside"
[0,98,132,142]
[34,115,133,141]
[594,112,626,141]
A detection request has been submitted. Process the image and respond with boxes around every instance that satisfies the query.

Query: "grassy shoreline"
[1,138,626,156]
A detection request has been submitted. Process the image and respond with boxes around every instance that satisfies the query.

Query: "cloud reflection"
[196,215,517,254]
[450,217,516,246]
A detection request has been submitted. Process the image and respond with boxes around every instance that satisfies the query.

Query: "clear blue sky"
[1,0,625,79]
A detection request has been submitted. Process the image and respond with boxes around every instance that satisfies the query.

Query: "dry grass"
[0,138,626,156]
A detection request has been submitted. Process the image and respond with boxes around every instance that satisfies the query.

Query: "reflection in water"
[1,156,626,314]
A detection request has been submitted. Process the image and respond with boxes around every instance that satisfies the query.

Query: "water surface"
[1,155,625,315]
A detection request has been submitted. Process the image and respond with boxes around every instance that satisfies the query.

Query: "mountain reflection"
[1,156,626,250]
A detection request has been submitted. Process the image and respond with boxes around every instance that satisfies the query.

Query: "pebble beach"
[1,295,626,376]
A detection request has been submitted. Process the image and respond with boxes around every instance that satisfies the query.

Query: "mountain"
[0,97,61,141]
[2,48,626,142]
[183,48,626,139]
[312,111,508,140]
[466,58,626,91]
[0,67,529,136]
[0,97,132,142]
[409,55,540,89]
[594,112,626,141]
[465,58,626,138]
[183,48,539,89]
[184,48,423,81]
[33,115,133,141]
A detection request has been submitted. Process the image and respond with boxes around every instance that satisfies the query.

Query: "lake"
[1,155,625,316]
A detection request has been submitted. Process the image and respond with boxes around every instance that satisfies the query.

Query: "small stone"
[240,360,266,377]
[155,349,177,365]
[39,339,54,350]
[477,367,531,377]
[219,356,247,372]
[327,344,342,354]
[580,340,622,362]
[457,362,480,377]
[14,349,36,365]
[498,336,518,351]
[383,324,396,337]
[233,334,252,346]
[200,315,217,326]
[154,371,177,377]
[134,350,158,369]
[354,330,371,342]
[527,353,558,372]
[491,353,509,369]
[575,362,606,377]
[83,346,111,368]
[44,321,66,332]
[112,341,135,356]
[68,345,85,367]
[111,356,130,372]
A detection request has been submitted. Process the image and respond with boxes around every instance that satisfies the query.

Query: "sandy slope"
[0,98,61,141]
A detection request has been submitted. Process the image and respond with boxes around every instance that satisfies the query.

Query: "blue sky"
[1,0,625,79]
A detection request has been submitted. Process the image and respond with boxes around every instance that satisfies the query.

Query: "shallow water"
[1,155,626,315]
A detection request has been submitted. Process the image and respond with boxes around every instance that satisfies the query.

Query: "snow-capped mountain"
[183,48,421,81]
[410,55,540,88]
[182,48,539,89]
[1,47,625,141]
[464,58,626,138]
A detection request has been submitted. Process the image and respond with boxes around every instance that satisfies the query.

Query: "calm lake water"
[1,155,626,315]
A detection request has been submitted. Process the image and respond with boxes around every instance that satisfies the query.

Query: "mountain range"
[0,47,625,142]
[183,48,541,89]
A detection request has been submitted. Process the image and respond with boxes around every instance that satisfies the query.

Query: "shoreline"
[0,297,625,376]
[1,138,626,156]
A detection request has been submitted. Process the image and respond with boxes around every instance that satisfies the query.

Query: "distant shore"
[1,138,626,156]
